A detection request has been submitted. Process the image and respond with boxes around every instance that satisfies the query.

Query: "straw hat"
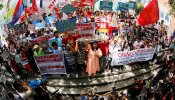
[33,45,38,49]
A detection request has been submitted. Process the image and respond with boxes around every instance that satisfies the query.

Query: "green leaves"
[0,4,3,10]
[135,3,144,15]
[169,0,175,15]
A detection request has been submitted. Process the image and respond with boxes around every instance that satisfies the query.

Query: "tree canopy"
[169,0,175,15]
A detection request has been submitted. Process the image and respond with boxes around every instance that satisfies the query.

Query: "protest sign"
[128,1,136,10]
[95,16,110,29]
[100,1,113,11]
[35,22,46,30]
[30,34,54,43]
[72,0,94,7]
[55,18,76,33]
[35,54,67,74]
[76,23,95,34]
[117,2,128,11]
[1,48,10,61]
[45,15,56,24]
[62,4,76,14]
[111,48,155,65]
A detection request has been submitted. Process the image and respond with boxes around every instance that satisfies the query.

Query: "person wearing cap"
[86,41,102,76]
[33,45,45,56]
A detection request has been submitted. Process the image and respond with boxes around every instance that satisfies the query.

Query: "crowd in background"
[0,8,175,100]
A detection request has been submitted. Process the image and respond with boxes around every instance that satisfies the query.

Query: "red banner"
[72,0,94,7]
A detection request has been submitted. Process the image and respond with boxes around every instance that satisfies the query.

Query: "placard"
[128,1,136,10]
[1,48,10,61]
[111,48,155,65]
[117,2,128,11]
[55,18,76,33]
[95,16,110,29]
[76,23,95,34]
[62,4,76,14]
[72,0,94,7]
[35,54,67,74]
[100,1,113,11]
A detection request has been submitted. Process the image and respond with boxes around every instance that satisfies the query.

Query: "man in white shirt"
[109,37,122,55]
[133,38,143,49]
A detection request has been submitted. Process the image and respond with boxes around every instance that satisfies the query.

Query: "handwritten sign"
[100,1,113,11]
[55,18,76,33]
[35,54,67,74]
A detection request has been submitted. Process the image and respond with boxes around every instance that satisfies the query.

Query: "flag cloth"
[40,0,43,8]
[137,0,159,26]
[11,0,24,26]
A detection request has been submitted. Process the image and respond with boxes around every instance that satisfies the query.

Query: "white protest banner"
[76,23,95,34]
[35,54,67,75]
[111,48,155,66]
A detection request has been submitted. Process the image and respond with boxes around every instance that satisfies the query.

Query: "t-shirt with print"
[64,50,76,65]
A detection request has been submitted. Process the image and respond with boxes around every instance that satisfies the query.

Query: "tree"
[135,3,144,15]
[169,0,175,15]
[0,4,3,10]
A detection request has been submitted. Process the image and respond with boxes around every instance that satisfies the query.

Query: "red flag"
[137,0,159,26]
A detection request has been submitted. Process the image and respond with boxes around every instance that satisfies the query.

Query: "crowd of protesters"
[0,8,175,100]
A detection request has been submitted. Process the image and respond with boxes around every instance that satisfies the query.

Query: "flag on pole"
[40,0,43,8]
[137,0,159,26]
[11,0,24,26]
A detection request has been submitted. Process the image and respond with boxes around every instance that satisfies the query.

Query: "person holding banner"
[33,45,45,56]
[86,41,102,76]
[50,42,62,54]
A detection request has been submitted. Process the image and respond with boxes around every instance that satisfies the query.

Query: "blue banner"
[128,1,136,10]
[55,18,76,33]
[117,2,128,11]
[62,4,76,14]
[100,1,113,11]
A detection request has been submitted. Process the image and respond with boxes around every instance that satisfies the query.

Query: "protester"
[85,41,102,76]
[0,1,175,99]
[13,80,33,100]
[98,40,109,73]
[50,42,62,54]
[64,42,78,77]
[75,42,87,75]
[33,45,45,56]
